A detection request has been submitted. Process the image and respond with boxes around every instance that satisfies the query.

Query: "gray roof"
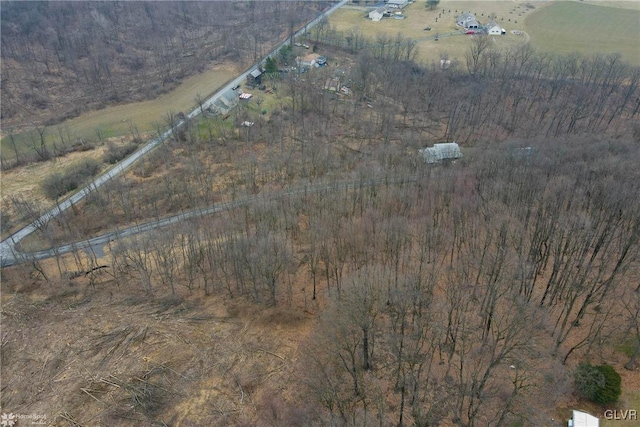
[419,143,463,164]
[250,69,262,78]
[458,12,476,22]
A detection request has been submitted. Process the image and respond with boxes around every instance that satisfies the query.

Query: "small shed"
[419,142,463,164]
[324,76,341,92]
[369,6,386,22]
[568,410,599,427]
[246,68,263,87]
[486,21,506,35]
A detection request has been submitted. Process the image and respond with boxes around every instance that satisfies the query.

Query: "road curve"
[0,0,348,268]
[4,175,419,267]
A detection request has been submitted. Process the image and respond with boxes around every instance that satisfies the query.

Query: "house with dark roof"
[246,68,263,88]
[457,12,480,29]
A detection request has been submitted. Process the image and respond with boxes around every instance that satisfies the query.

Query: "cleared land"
[64,64,238,139]
[525,1,640,66]
[1,64,236,237]
[330,1,538,63]
[329,1,640,66]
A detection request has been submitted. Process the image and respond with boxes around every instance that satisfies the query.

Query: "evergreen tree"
[426,0,440,10]
[574,363,621,405]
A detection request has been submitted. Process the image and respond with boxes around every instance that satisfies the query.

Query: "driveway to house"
[0,0,348,268]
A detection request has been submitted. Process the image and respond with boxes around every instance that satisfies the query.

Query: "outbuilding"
[387,0,408,9]
[419,142,463,164]
[568,410,599,427]
[246,68,263,87]
[486,21,506,35]
[369,6,386,22]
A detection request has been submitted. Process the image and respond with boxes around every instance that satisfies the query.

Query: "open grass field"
[1,63,237,161]
[1,63,235,235]
[66,64,238,138]
[525,1,640,66]
[329,1,640,66]
[331,1,539,63]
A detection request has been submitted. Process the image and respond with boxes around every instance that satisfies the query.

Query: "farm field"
[329,1,640,66]
[0,64,236,161]
[330,1,532,64]
[64,64,238,139]
[525,1,640,66]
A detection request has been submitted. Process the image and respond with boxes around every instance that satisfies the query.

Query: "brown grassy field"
[63,63,239,138]
[1,63,236,237]
[330,1,640,66]
[331,1,540,64]
[525,1,640,65]
[1,63,237,159]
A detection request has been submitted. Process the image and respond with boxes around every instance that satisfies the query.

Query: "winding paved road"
[4,175,418,266]
[0,0,348,268]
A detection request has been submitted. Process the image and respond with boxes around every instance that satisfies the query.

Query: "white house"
[486,21,506,35]
[457,12,480,29]
[369,6,386,21]
[419,142,463,164]
[568,410,599,427]
[296,53,321,68]
[387,0,408,9]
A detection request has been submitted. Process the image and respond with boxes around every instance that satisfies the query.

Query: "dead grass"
[0,136,146,239]
[330,1,537,65]
[330,1,640,66]
[1,62,237,237]
[524,1,640,66]
[1,63,237,162]
[64,63,238,139]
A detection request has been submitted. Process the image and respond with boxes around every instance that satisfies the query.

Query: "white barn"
[369,7,386,22]
[387,0,408,9]
[486,21,506,35]
[568,410,599,427]
[419,142,463,164]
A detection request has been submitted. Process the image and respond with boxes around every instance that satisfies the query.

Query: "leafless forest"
[2,5,640,427]
[0,1,325,129]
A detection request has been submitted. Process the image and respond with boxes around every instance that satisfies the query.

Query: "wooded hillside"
[0,1,325,128]
[2,4,640,426]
